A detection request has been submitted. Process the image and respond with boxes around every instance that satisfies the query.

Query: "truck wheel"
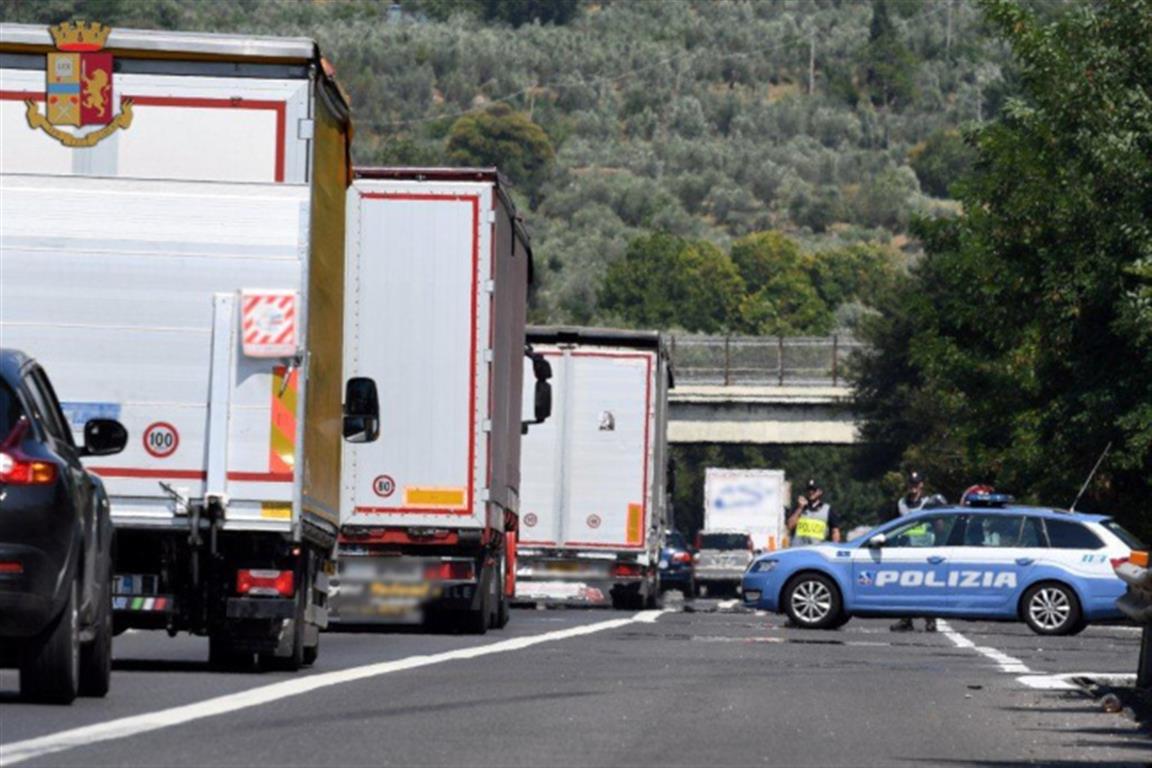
[262,590,306,671]
[209,633,253,670]
[493,558,510,629]
[303,635,320,667]
[782,573,843,630]
[21,578,80,704]
[79,562,113,697]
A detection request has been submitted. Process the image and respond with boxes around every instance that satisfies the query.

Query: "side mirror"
[867,533,887,549]
[81,419,127,457]
[343,377,380,444]
[522,349,554,431]
[534,380,552,423]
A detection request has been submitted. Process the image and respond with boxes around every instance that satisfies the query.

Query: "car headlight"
[747,559,778,574]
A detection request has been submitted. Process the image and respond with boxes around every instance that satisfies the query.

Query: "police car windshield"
[0,381,24,442]
[666,532,688,550]
[700,533,750,550]
[1102,520,1147,550]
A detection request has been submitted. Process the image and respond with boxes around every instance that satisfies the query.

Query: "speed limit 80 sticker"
[142,422,179,459]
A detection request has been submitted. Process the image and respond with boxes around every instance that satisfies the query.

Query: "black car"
[0,350,127,703]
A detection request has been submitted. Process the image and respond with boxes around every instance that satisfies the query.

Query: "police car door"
[947,513,1039,615]
[851,513,958,614]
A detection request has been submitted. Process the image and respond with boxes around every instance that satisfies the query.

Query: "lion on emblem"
[83,69,109,112]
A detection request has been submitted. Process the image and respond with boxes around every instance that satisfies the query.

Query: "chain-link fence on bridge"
[668,335,865,387]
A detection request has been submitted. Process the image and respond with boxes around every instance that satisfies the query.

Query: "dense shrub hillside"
[3,0,1031,330]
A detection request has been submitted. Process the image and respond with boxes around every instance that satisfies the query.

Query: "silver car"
[694,530,755,597]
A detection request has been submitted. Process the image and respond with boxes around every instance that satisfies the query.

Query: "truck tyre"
[209,633,252,670]
[262,589,306,671]
[493,557,510,629]
[21,578,80,704]
[782,573,843,630]
[303,635,320,667]
[79,562,113,697]
[464,588,490,635]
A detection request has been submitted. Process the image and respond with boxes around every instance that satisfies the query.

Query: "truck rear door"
[531,349,653,551]
[0,174,310,529]
[342,181,492,530]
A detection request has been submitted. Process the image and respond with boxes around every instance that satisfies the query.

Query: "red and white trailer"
[515,328,672,609]
[333,168,539,632]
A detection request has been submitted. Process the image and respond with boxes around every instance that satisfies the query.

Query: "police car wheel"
[1022,582,1083,636]
[783,573,842,630]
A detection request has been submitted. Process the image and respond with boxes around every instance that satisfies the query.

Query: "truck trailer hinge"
[483,279,495,294]
[483,348,494,362]
[297,118,315,140]
[481,419,493,433]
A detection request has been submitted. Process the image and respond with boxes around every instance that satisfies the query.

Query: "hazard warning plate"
[241,290,299,358]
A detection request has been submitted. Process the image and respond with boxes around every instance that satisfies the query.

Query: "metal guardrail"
[668,335,866,387]
[1114,554,1152,689]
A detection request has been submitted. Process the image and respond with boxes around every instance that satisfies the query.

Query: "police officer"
[889,471,945,633]
[787,479,840,546]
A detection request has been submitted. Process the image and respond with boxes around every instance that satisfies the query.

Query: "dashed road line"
[0,610,666,766]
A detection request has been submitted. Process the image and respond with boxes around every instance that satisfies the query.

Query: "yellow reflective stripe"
[795,517,828,540]
[904,524,929,537]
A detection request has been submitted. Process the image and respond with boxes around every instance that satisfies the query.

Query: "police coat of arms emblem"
[25,21,133,147]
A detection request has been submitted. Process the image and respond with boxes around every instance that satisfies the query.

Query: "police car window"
[666,532,688,549]
[886,515,956,548]
[964,515,1026,547]
[1101,521,1146,550]
[1019,517,1045,548]
[0,381,27,442]
[1044,518,1104,550]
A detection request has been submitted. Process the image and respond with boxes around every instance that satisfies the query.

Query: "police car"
[742,499,1144,635]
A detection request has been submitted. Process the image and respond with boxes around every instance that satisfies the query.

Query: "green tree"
[854,0,1152,538]
[446,103,555,197]
[598,233,744,333]
[864,0,919,109]
[908,129,976,198]
[730,232,834,335]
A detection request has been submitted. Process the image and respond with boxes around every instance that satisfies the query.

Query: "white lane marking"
[937,620,1031,674]
[937,621,1134,690]
[1019,673,1137,691]
[1,610,666,766]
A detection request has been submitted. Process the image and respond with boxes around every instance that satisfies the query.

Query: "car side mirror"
[81,419,127,457]
[867,533,887,549]
[343,377,380,444]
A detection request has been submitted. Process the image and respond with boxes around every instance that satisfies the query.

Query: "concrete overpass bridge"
[666,335,862,445]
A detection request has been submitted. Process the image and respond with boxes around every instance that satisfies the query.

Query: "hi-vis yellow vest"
[793,505,832,544]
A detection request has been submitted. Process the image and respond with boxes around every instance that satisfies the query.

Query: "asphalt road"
[1,603,1149,767]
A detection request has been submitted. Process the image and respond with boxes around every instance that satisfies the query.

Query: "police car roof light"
[965,492,1015,508]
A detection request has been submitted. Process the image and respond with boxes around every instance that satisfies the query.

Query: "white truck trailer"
[0,23,375,668]
[333,168,544,633]
[696,469,788,595]
[704,468,788,551]
[516,328,672,609]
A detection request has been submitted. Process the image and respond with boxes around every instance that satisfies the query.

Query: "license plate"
[114,574,159,595]
[544,562,581,573]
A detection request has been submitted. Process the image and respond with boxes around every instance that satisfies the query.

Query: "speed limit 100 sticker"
[143,422,179,459]
[372,475,396,498]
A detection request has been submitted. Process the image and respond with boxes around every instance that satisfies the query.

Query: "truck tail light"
[612,562,642,578]
[236,569,295,597]
[424,561,475,582]
[0,561,23,574]
[0,451,57,485]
